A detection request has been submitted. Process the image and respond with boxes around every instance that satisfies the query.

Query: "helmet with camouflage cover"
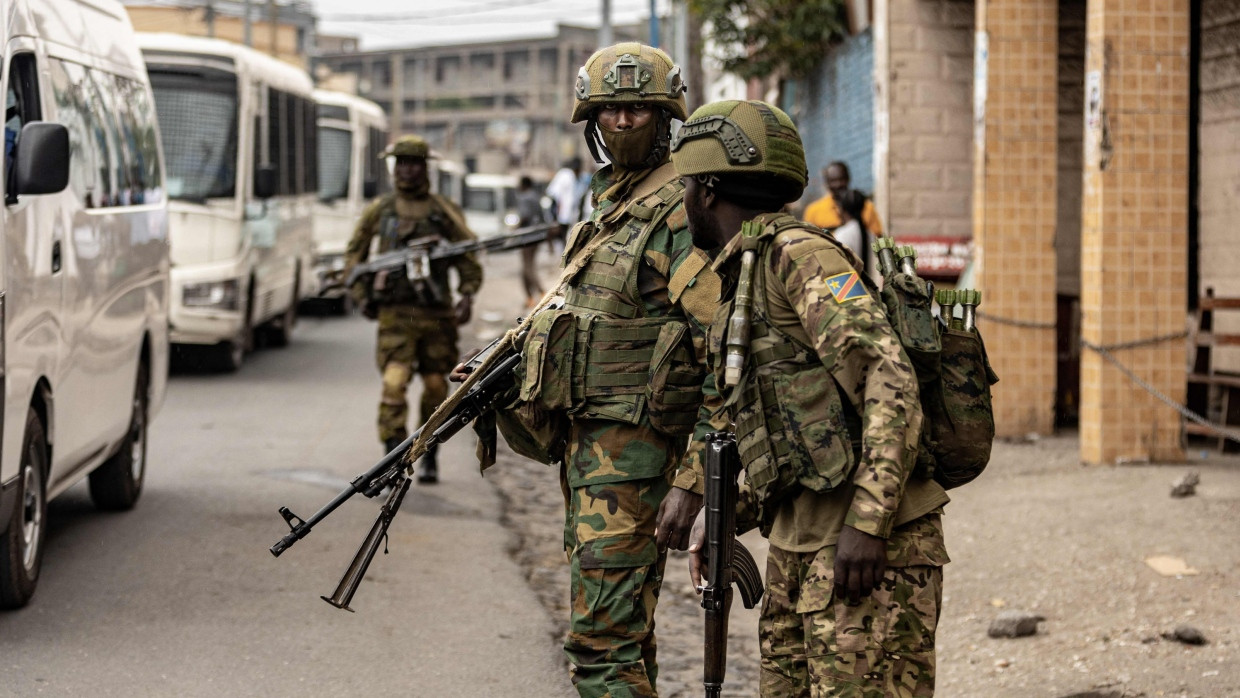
[670,100,808,203]
[380,134,433,159]
[571,43,687,123]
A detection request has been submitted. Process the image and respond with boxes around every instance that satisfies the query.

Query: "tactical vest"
[709,218,863,523]
[517,172,705,436]
[369,194,457,307]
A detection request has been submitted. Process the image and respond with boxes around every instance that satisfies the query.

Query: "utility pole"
[648,0,659,47]
[599,0,612,48]
[243,0,253,46]
[204,0,215,38]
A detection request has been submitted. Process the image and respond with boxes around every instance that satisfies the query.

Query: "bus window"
[148,66,239,202]
[318,124,351,201]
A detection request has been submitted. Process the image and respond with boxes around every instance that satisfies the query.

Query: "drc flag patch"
[825,271,866,303]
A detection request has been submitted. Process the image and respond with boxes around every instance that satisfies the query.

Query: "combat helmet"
[670,100,808,203]
[380,135,433,159]
[571,43,687,123]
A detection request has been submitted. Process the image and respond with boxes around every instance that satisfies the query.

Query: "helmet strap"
[585,116,611,165]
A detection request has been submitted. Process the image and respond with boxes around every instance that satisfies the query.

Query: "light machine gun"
[702,431,764,697]
[268,330,522,611]
[339,224,555,303]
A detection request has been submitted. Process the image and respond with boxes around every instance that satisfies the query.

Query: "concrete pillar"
[1079,0,1190,464]
[972,0,1059,437]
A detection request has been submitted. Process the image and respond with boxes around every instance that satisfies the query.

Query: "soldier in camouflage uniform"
[345,135,482,483]
[675,101,950,697]
[502,43,721,697]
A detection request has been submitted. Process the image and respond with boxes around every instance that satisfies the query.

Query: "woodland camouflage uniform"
[513,43,722,697]
[673,101,950,697]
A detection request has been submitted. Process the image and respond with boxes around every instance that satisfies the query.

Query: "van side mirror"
[363,179,378,199]
[255,164,277,200]
[12,122,70,198]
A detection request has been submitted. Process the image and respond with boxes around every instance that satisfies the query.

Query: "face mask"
[600,119,658,169]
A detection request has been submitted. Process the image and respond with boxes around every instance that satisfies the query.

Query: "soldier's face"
[394,156,428,191]
[682,177,722,253]
[597,103,653,131]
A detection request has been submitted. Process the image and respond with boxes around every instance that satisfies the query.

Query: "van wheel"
[0,409,49,609]
[89,361,148,511]
[215,294,254,372]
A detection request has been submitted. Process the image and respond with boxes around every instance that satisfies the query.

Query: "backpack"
[873,240,999,489]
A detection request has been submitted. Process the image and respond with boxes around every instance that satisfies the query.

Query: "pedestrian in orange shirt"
[803,161,884,235]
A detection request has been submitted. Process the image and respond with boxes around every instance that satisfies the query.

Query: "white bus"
[309,89,387,313]
[1,0,170,607]
[138,34,316,370]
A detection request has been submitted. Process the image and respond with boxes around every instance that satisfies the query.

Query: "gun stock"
[702,431,763,696]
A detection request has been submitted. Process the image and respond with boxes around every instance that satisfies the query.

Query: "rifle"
[269,330,522,610]
[702,431,764,697]
[340,223,554,292]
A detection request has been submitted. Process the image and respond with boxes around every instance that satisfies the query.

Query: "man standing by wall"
[804,160,884,235]
[345,135,482,483]
[674,101,949,696]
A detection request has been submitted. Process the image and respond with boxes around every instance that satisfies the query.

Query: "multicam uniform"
[346,192,482,444]
[707,213,949,697]
[529,161,720,697]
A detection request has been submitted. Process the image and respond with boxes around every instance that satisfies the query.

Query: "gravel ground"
[472,252,1240,697]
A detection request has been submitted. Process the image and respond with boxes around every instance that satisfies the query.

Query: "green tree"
[690,0,848,80]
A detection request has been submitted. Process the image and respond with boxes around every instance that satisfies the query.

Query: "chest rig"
[370,194,456,307]
[709,216,863,527]
[517,172,705,435]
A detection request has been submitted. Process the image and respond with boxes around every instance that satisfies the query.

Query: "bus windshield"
[147,66,239,202]
[318,125,352,201]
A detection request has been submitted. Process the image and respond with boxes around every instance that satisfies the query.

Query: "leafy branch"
[690,0,849,80]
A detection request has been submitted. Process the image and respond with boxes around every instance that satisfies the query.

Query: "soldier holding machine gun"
[674,101,950,696]
[343,134,483,483]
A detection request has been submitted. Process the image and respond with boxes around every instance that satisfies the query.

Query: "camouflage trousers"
[760,516,946,697]
[374,308,458,442]
[562,467,671,698]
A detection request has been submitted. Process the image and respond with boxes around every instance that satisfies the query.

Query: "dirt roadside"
[470,252,1240,698]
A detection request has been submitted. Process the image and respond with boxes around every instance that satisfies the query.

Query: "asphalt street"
[0,292,571,697]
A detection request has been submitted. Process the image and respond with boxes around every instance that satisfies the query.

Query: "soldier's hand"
[687,508,707,592]
[655,486,703,552]
[454,294,473,325]
[449,348,482,383]
[834,525,888,605]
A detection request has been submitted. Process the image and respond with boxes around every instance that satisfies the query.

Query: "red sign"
[895,236,973,279]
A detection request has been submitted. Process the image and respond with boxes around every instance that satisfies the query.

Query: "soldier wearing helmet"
[675,101,949,696]
[474,43,720,696]
[344,134,482,483]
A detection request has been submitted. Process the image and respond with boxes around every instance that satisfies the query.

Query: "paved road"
[0,272,571,696]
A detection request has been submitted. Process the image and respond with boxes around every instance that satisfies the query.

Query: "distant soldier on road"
[345,135,482,483]
[675,101,950,696]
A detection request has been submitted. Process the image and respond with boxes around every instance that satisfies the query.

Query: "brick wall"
[886,0,975,239]
[796,30,876,203]
[1199,0,1240,370]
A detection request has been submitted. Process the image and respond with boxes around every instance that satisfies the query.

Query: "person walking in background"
[515,175,547,307]
[545,155,583,248]
[804,160,884,235]
[832,188,878,281]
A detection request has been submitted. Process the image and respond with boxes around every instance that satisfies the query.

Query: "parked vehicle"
[139,33,316,370]
[0,0,170,608]
[461,172,519,238]
[307,90,387,313]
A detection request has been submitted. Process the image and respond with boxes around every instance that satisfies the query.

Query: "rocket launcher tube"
[874,237,899,277]
[897,244,919,276]
[724,248,756,389]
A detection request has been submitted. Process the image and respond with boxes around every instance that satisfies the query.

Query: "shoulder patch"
[824,271,867,303]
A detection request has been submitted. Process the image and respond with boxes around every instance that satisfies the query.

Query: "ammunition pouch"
[517,309,705,435]
[925,327,998,488]
[495,398,568,466]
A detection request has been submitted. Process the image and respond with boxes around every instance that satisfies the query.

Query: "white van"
[462,172,519,239]
[0,0,170,608]
[309,89,387,313]
[139,33,316,370]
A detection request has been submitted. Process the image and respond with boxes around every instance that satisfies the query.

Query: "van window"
[4,53,41,198]
[366,126,388,194]
[148,66,239,202]
[48,59,100,206]
[464,186,496,212]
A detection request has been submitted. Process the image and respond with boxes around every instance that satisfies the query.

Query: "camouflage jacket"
[554,163,723,492]
[344,192,483,315]
[710,213,930,540]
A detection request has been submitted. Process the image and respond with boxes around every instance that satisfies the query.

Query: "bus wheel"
[89,360,149,511]
[0,408,49,609]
